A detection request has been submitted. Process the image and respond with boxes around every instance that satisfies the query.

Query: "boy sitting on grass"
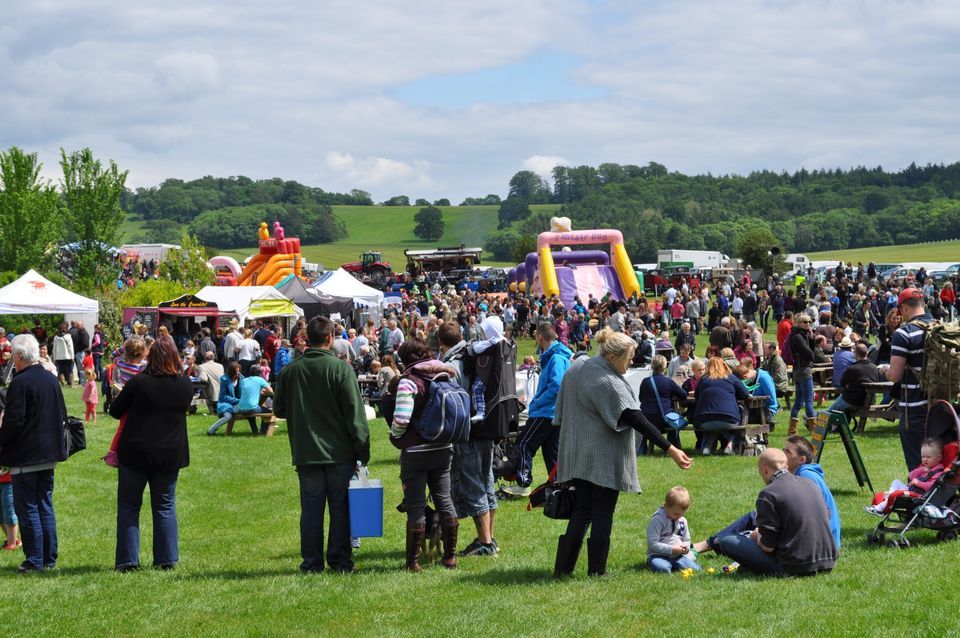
[647,486,700,574]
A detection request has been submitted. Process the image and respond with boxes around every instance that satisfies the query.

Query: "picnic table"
[673,394,771,456]
[852,381,898,433]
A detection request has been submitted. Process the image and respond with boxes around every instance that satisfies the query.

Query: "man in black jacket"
[0,335,68,573]
[828,343,880,416]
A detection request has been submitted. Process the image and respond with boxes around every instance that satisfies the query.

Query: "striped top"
[891,315,931,410]
[555,355,641,493]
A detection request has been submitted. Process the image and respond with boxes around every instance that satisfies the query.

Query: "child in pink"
[867,438,945,514]
[82,368,99,423]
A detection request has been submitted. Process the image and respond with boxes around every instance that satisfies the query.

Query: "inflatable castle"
[209,222,302,286]
[507,217,641,306]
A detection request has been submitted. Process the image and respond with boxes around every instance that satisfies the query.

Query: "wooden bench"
[226,412,282,436]
[691,424,770,456]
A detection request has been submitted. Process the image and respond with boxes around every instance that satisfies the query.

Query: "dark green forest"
[486,162,960,262]
[124,176,369,247]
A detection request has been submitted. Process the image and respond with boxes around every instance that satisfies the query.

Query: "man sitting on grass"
[695,448,837,576]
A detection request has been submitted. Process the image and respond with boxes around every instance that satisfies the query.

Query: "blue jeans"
[791,376,815,418]
[0,483,17,526]
[900,407,927,471]
[116,465,180,568]
[826,396,856,416]
[707,511,756,550]
[12,470,57,569]
[715,533,785,575]
[648,554,700,573]
[297,463,355,573]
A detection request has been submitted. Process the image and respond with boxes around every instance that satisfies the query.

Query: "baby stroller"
[866,400,960,548]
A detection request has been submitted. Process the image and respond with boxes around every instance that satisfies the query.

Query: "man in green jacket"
[274,316,370,574]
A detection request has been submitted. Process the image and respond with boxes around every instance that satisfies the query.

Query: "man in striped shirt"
[885,287,931,470]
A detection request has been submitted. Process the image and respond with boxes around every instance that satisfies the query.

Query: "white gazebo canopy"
[0,269,99,315]
[313,268,384,308]
[193,285,303,324]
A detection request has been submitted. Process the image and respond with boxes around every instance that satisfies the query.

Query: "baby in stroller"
[866,438,945,515]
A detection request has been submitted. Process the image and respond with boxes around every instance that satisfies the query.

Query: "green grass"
[4,344,956,635]
[211,204,561,270]
[806,239,960,265]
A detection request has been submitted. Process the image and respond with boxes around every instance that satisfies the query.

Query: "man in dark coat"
[0,335,68,573]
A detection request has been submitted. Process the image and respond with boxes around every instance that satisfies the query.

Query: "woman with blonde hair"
[553,328,692,577]
[691,356,749,455]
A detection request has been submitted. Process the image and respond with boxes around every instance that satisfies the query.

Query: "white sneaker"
[723,442,734,456]
[501,485,532,497]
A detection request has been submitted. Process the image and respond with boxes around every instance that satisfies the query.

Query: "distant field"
[806,240,960,264]
[210,203,561,269]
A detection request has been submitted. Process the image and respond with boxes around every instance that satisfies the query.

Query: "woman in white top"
[237,329,261,376]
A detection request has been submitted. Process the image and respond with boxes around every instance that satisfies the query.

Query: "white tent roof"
[194,285,303,323]
[313,268,384,307]
[0,269,99,315]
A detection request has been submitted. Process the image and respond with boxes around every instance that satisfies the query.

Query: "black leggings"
[564,479,620,543]
[399,448,457,525]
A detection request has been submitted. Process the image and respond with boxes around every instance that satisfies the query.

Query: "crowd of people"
[0,257,951,576]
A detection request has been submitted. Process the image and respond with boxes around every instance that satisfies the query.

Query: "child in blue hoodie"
[511,323,572,490]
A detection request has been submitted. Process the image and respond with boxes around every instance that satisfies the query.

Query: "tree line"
[486,161,960,262]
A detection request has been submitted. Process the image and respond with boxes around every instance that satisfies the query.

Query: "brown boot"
[806,417,819,433]
[405,522,426,572]
[440,518,459,569]
[787,417,799,436]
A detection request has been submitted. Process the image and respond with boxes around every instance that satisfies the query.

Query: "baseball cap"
[898,288,923,305]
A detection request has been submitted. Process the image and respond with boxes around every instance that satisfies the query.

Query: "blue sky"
[2,1,959,202]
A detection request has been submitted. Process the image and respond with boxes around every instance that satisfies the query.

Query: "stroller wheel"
[898,538,910,548]
[866,532,880,545]
[937,530,958,542]
[886,539,900,549]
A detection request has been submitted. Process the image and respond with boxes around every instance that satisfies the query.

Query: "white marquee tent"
[0,270,99,320]
[312,268,384,308]
[193,285,303,324]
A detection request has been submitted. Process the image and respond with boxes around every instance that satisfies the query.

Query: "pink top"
[908,463,945,493]
[82,379,99,404]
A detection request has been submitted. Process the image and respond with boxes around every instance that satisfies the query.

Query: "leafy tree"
[158,231,215,288]
[508,171,551,203]
[383,195,410,206]
[736,228,786,275]
[137,219,183,244]
[497,197,532,229]
[484,228,520,261]
[459,194,502,206]
[0,146,60,273]
[59,147,128,288]
[511,233,538,263]
[414,198,430,206]
[433,198,451,206]
[413,206,444,241]
[118,278,188,308]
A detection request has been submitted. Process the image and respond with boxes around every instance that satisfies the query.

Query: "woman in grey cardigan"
[553,328,692,577]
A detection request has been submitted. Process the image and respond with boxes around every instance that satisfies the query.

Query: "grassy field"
[806,239,960,264]
[207,204,561,270]
[3,343,957,636]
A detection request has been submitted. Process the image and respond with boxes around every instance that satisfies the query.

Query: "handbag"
[543,482,576,520]
[64,417,86,457]
[645,377,688,430]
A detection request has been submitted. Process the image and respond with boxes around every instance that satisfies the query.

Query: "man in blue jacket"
[507,323,572,495]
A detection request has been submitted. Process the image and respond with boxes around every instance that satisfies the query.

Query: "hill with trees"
[486,161,960,263]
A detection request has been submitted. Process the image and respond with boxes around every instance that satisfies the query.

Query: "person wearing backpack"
[389,340,461,572]
[885,288,933,470]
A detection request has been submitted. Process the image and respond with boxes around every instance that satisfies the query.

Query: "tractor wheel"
[368,267,388,283]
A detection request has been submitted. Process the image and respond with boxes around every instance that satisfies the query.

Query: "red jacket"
[777,319,793,351]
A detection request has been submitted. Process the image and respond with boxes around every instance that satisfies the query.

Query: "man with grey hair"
[197,350,224,415]
[0,334,68,573]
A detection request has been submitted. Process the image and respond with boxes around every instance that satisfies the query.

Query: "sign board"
[812,411,873,491]
[121,307,156,339]
[158,294,217,311]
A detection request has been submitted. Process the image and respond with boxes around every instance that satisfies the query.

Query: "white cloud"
[325,151,434,192]
[522,155,569,180]
[1,0,958,202]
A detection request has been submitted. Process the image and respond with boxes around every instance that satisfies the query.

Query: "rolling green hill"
[204,203,561,269]
[806,240,960,264]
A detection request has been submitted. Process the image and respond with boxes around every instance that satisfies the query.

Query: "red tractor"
[341,250,393,283]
